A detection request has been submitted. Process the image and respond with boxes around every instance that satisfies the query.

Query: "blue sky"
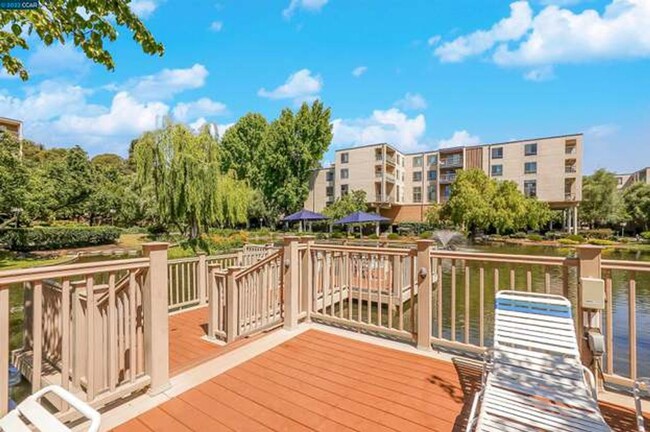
[1,0,649,174]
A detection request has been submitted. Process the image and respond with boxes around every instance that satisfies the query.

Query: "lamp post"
[11,207,22,228]
[109,208,116,226]
[620,221,627,238]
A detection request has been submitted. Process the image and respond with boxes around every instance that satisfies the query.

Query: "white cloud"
[539,0,584,6]
[427,35,441,46]
[435,0,650,67]
[209,21,223,32]
[130,0,159,18]
[283,0,328,19]
[117,64,209,101]
[258,69,322,103]
[524,65,555,81]
[435,1,533,62]
[394,92,428,111]
[332,108,427,152]
[172,97,227,121]
[437,130,481,149]
[586,123,619,139]
[351,66,367,77]
[28,44,90,76]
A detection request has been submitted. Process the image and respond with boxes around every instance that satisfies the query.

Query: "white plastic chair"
[635,378,650,432]
[0,385,100,432]
[466,290,611,432]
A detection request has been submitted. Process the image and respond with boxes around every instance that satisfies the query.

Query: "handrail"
[312,243,412,256]
[430,250,576,266]
[234,250,282,280]
[601,259,650,271]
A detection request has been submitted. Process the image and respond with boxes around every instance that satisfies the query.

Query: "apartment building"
[615,167,650,190]
[304,133,583,232]
[0,117,22,140]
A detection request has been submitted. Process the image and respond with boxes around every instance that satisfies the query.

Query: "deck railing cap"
[142,242,170,252]
[299,235,316,242]
[283,235,301,244]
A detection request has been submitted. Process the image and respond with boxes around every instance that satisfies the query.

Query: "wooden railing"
[207,250,283,342]
[0,243,170,418]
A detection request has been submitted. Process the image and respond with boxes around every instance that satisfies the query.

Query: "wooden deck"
[111,328,650,432]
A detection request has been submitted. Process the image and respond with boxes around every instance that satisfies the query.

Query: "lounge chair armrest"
[581,365,597,400]
[635,378,650,432]
[32,385,101,432]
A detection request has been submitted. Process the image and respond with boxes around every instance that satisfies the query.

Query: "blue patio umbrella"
[334,211,390,236]
[282,209,328,232]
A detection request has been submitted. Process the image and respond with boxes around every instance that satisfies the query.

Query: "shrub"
[367,234,379,240]
[566,234,585,243]
[387,233,400,240]
[527,234,543,242]
[419,231,432,239]
[588,239,617,246]
[331,231,345,239]
[580,229,614,240]
[544,231,567,240]
[0,226,121,251]
[558,238,580,245]
[511,232,527,239]
[641,231,650,241]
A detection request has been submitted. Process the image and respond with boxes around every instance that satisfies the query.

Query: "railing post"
[197,253,208,305]
[225,267,242,343]
[142,242,170,395]
[300,236,315,322]
[0,287,9,417]
[283,236,300,330]
[576,246,602,376]
[416,240,434,351]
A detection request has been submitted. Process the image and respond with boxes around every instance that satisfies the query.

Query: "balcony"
[439,173,457,184]
[374,194,395,203]
[385,154,396,165]
[440,157,463,168]
[565,165,577,174]
[375,171,396,183]
[565,192,576,201]
[566,146,577,155]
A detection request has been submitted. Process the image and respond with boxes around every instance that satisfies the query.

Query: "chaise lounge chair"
[0,385,100,432]
[635,378,649,432]
[466,290,611,431]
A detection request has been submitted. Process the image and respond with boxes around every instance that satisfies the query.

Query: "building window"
[413,156,423,167]
[524,143,537,156]
[491,165,503,177]
[524,180,537,198]
[341,168,349,179]
[491,147,503,159]
[413,171,422,182]
[524,162,537,174]
[428,170,437,181]
[341,152,349,163]
[326,186,333,196]
[401,172,405,181]
[326,171,334,181]
[341,184,348,195]
[413,187,422,203]
[427,185,436,202]
[427,154,437,165]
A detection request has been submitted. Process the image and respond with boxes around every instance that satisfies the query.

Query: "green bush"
[641,231,650,241]
[558,238,580,245]
[566,234,585,243]
[367,234,379,240]
[419,231,432,239]
[511,232,527,239]
[331,231,345,239]
[527,233,543,242]
[544,231,567,240]
[387,233,400,240]
[579,228,614,240]
[588,239,617,246]
[0,226,121,251]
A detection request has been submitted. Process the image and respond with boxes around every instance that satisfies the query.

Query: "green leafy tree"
[133,120,252,239]
[581,169,624,227]
[220,113,269,185]
[525,198,553,232]
[623,182,650,231]
[262,101,332,216]
[322,190,367,221]
[491,181,527,234]
[85,154,131,225]
[1,1,164,80]
[424,203,445,228]
[445,169,495,232]
[0,132,29,227]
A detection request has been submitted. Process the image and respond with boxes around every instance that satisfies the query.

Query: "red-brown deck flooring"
[115,329,650,432]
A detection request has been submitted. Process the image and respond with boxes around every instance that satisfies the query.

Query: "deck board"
[116,328,649,432]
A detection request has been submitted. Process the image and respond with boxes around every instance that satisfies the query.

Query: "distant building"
[615,167,650,190]
[305,133,583,233]
[0,117,22,140]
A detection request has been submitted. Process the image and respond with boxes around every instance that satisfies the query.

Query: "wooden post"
[197,253,208,304]
[576,246,602,374]
[142,242,170,395]
[0,287,9,417]
[416,240,434,351]
[283,236,300,330]
[300,236,315,322]
[225,267,242,343]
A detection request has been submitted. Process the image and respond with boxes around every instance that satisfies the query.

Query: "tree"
[581,169,624,227]
[220,113,269,185]
[525,198,553,232]
[623,182,650,231]
[445,169,495,232]
[322,190,367,221]
[0,132,29,227]
[133,120,252,239]
[85,154,131,225]
[424,203,445,228]
[1,1,164,80]
[262,101,332,216]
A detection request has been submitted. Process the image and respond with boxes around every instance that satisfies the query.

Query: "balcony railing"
[566,146,577,155]
[374,194,395,203]
[440,157,463,168]
[385,154,396,165]
[439,173,457,183]
[565,193,576,201]
[565,165,577,173]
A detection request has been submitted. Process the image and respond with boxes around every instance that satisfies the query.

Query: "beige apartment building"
[0,117,22,139]
[305,133,583,232]
[615,167,650,190]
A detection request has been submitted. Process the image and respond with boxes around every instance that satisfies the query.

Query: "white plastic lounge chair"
[466,290,611,432]
[635,378,649,432]
[0,385,100,432]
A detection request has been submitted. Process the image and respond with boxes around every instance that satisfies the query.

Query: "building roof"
[0,116,22,126]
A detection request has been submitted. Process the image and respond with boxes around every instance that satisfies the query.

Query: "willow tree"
[133,121,252,239]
